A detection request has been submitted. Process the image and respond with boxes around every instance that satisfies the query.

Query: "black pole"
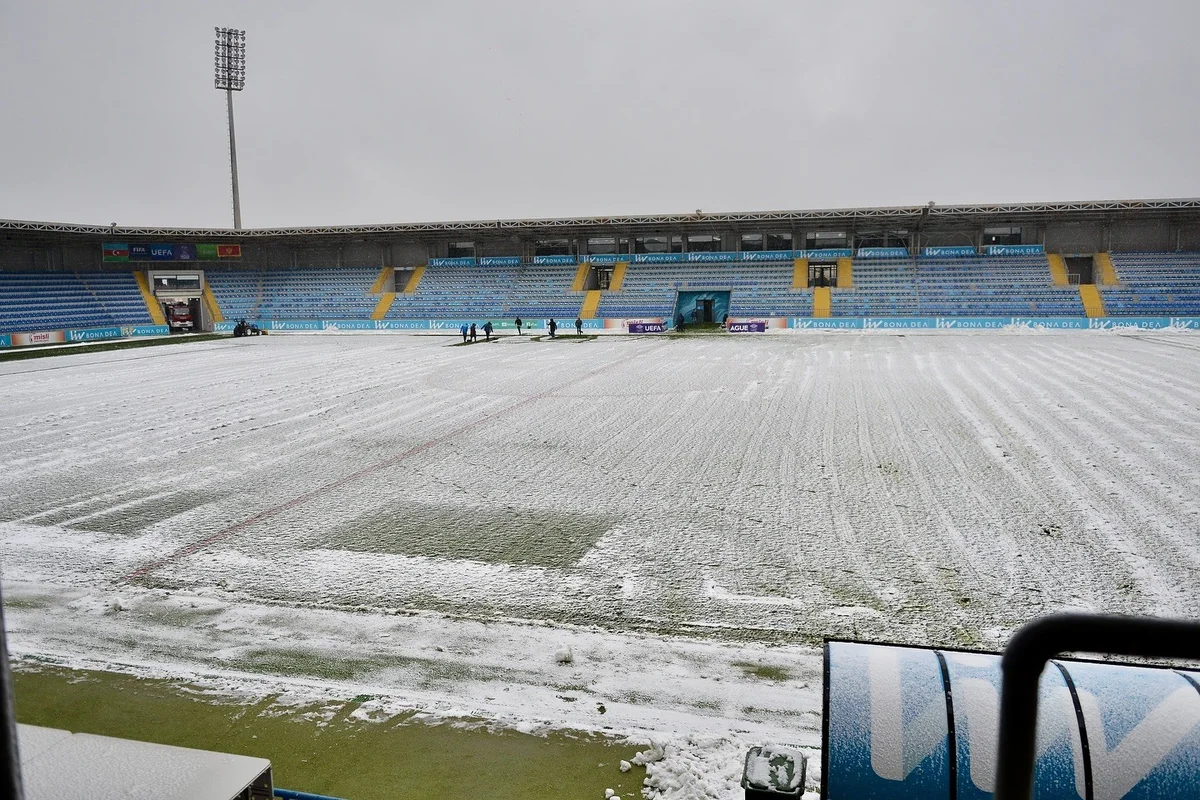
[0,583,24,800]
[994,614,1200,800]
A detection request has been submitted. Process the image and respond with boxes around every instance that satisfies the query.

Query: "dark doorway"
[809,263,838,287]
[1065,256,1093,284]
[693,298,715,324]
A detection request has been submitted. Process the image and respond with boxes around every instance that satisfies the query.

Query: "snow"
[2,331,1199,799]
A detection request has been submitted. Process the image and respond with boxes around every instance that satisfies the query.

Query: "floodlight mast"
[214,27,246,230]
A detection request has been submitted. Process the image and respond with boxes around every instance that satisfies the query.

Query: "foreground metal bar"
[994,614,1200,800]
[0,583,24,800]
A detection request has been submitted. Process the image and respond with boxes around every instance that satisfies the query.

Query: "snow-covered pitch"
[3,331,1199,797]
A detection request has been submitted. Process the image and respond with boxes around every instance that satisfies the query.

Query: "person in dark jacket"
[460,323,469,343]
[548,319,557,338]
[469,323,477,342]
[483,321,493,340]
[575,317,583,336]
[676,313,685,332]
[515,317,523,335]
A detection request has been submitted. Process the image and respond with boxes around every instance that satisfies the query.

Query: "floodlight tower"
[214,27,247,230]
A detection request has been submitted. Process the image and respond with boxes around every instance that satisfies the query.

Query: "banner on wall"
[627,319,668,333]
[478,256,521,267]
[217,244,242,258]
[727,320,768,332]
[532,255,578,265]
[428,257,477,267]
[103,242,241,262]
[742,250,796,262]
[986,244,1045,256]
[856,247,910,258]
[10,330,66,346]
[102,242,129,261]
[921,246,977,257]
[197,244,219,260]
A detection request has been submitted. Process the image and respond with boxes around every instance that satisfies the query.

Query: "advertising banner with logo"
[0,335,9,347]
[742,250,796,262]
[985,244,1046,256]
[67,327,124,342]
[684,251,740,263]
[800,248,854,260]
[532,255,578,265]
[197,244,219,260]
[824,640,1200,800]
[479,256,521,267]
[149,244,176,261]
[856,247,910,258]
[584,254,622,265]
[10,330,66,346]
[176,243,197,261]
[921,246,977,257]
[632,253,686,264]
[627,319,668,333]
[428,257,477,267]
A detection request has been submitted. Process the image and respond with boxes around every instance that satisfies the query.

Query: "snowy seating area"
[1102,253,1200,315]
[0,271,151,333]
[910,255,1083,316]
[206,268,379,320]
[597,260,813,319]
[832,259,919,317]
[387,262,521,319]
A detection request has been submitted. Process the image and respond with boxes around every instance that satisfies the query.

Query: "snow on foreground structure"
[2,331,1200,798]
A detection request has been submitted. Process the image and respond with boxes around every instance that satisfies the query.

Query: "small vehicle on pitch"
[165,302,193,332]
[232,319,267,337]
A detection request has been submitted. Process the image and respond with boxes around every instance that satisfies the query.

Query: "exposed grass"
[449,338,501,347]
[0,334,228,361]
[13,665,643,800]
[732,662,792,682]
[529,334,598,343]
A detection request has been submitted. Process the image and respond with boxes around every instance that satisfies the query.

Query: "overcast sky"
[2,1,1198,229]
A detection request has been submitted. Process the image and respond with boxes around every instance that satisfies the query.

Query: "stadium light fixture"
[214,27,247,229]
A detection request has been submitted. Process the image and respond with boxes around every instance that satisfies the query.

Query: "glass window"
[153,274,201,291]
[765,232,793,251]
[669,235,683,254]
[686,234,722,253]
[806,231,847,250]
[983,226,1022,245]
[587,236,617,255]
[740,234,764,251]
[635,236,668,254]
[447,241,475,258]
[535,239,572,256]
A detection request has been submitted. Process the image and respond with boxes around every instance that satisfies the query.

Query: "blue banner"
[120,324,170,336]
[67,326,124,342]
[176,243,197,261]
[150,243,176,261]
[427,257,477,267]
[742,250,795,262]
[585,254,623,265]
[857,247,910,258]
[532,255,578,266]
[985,244,1046,256]
[921,246,977,257]
[0,335,10,348]
[633,252,686,264]
[685,251,740,263]
[479,256,521,267]
[129,244,151,261]
[800,248,853,259]
[825,641,1200,800]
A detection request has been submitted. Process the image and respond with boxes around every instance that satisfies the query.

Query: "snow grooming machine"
[821,614,1200,800]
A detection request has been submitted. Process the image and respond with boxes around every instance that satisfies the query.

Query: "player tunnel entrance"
[674,290,731,325]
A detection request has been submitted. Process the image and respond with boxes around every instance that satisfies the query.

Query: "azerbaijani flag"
[102,242,129,262]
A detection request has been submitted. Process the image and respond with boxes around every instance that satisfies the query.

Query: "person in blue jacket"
[460,323,469,343]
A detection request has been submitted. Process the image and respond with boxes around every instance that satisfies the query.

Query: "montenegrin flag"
[217,244,242,258]
[102,242,129,262]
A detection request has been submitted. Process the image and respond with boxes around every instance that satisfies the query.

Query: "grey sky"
[2,1,1198,228]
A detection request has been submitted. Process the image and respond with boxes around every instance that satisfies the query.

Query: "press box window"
[765,232,793,251]
[587,237,617,255]
[983,226,1022,246]
[447,242,475,258]
[686,234,722,253]
[535,239,572,256]
[806,231,846,250]
[741,234,764,252]
[153,274,201,291]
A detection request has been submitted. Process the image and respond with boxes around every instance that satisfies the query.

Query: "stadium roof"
[2,197,1200,238]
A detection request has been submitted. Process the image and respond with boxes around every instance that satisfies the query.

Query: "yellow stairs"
[1047,254,1070,287]
[201,283,225,323]
[369,266,392,294]
[580,290,602,319]
[791,258,809,289]
[402,265,426,294]
[836,257,853,289]
[132,271,167,325]
[1094,252,1120,285]
[813,287,832,318]
[609,261,628,291]
[371,292,396,320]
[570,262,591,291]
[1079,284,1106,318]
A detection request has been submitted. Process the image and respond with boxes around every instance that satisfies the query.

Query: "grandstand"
[2,198,1200,339]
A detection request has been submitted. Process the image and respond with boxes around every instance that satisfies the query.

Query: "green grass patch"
[66,491,218,536]
[0,334,228,361]
[449,338,501,347]
[325,504,615,569]
[529,334,598,343]
[13,665,643,800]
[733,662,792,682]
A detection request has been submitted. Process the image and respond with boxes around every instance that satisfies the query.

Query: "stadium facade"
[2,198,1200,345]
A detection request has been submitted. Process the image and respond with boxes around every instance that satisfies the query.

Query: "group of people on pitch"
[458,316,584,343]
